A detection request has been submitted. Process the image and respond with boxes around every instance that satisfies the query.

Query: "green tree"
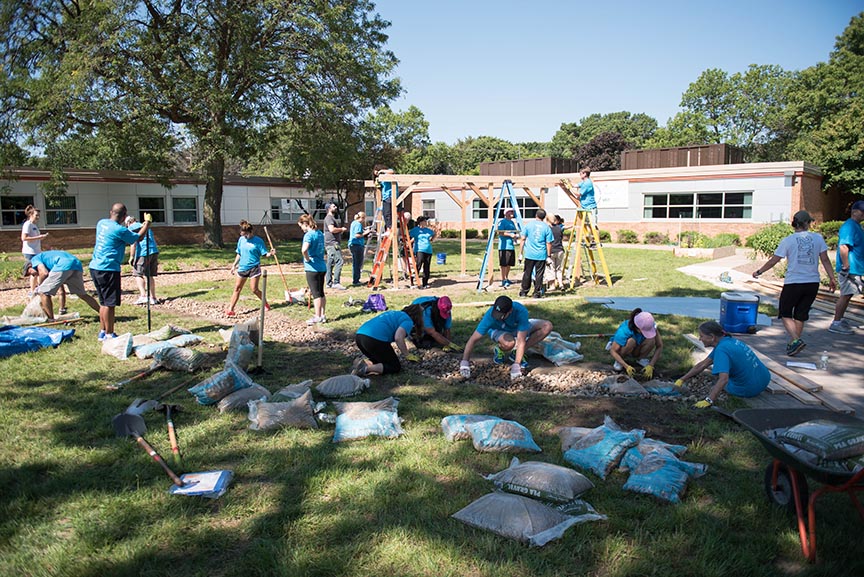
[549,112,657,158]
[449,136,517,175]
[0,1,399,246]
[644,110,712,149]
[400,142,455,175]
[784,12,864,195]
[574,132,633,172]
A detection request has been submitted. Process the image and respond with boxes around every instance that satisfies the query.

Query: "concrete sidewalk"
[677,251,864,415]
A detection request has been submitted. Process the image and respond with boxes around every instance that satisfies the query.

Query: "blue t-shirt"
[380,180,393,202]
[90,218,141,272]
[357,310,414,342]
[348,220,365,247]
[836,218,864,275]
[609,320,645,348]
[579,178,597,211]
[302,229,326,273]
[235,235,269,272]
[129,222,159,257]
[412,296,453,331]
[520,220,554,261]
[31,250,82,272]
[475,301,531,337]
[410,226,435,254]
[709,336,770,398]
[498,218,517,251]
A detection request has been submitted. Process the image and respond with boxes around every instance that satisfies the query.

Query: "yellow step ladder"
[564,210,612,287]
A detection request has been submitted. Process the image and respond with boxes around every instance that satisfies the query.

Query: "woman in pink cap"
[606,308,664,377]
[409,295,461,351]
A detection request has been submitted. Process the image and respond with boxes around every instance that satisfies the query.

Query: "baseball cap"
[437,296,452,319]
[492,295,513,320]
[792,210,813,225]
[852,200,864,212]
[22,262,32,277]
[504,208,514,216]
[634,311,657,339]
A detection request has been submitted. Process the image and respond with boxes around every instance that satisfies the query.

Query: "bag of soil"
[441,414,500,442]
[466,419,542,454]
[558,427,596,452]
[188,362,253,405]
[101,333,134,360]
[485,457,594,503]
[270,381,314,402]
[247,389,318,431]
[332,397,403,442]
[315,374,371,398]
[218,383,271,412]
[451,491,604,547]
[619,438,689,472]
[167,334,204,348]
[146,324,191,341]
[622,448,707,503]
[226,326,255,370]
[562,416,645,479]
[155,346,206,373]
[134,341,176,359]
[600,375,647,396]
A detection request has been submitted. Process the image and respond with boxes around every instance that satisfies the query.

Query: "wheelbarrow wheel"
[764,462,809,515]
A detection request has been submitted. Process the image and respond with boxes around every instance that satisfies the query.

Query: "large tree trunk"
[202,155,225,248]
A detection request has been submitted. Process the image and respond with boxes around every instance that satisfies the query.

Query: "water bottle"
[819,352,829,371]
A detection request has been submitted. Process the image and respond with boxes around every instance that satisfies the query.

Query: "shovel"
[112,413,184,487]
[125,398,160,416]
[156,403,183,468]
[107,360,161,391]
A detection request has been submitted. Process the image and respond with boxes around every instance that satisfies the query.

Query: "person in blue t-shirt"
[409,216,437,289]
[410,295,461,350]
[675,320,770,408]
[577,168,597,214]
[352,305,425,376]
[829,200,864,334]
[125,216,161,306]
[519,209,554,298]
[606,308,664,378]
[497,209,519,287]
[23,250,100,319]
[90,203,152,340]
[298,214,328,325]
[348,211,371,286]
[374,165,396,231]
[459,295,553,381]
[227,220,274,317]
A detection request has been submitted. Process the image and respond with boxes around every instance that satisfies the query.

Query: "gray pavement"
[677,250,864,415]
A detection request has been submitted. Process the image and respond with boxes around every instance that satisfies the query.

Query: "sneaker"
[149,298,159,305]
[637,358,651,367]
[226,310,236,317]
[264,302,271,311]
[612,360,623,372]
[492,346,507,365]
[786,339,806,356]
[306,316,321,326]
[319,316,327,324]
[501,280,511,287]
[507,352,529,369]
[840,319,853,328]
[518,292,528,298]
[828,320,854,335]
[135,296,148,305]
[58,308,68,315]
[331,284,347,290]
[97,330,107,342]
[351,357,367,376]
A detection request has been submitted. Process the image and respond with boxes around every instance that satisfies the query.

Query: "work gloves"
[693,398,713,409]
[443,342,463,353]
[642,365,654,379]
[143,212,153,223]
[509,362,523,381]
[674,379,684,388]
[405,352,420,363]
[624,364,637,378]
[459,360,471,378]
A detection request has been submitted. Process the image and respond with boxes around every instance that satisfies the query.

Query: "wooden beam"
[520,186,543,208]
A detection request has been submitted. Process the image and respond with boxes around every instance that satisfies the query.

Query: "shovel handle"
[134,435,184,486]
[107,365,160,391]
[166,418,182,467]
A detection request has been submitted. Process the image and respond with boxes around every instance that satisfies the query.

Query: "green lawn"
[0,244,858,577]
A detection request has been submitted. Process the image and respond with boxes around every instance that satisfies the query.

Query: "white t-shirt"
[774,231,827,284]
[21,221,41,255]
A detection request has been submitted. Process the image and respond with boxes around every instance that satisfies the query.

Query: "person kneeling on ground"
[23,250,100,319]
[352,304,425,377]
[410,295,461,351]
[675,320,770,408]
[607,308,664,378]
[459,295,553,380]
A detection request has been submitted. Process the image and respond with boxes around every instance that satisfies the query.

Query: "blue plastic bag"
[623,448,708,503]
[562,416,644,479]
[465,419,542,453]
[441,414,499,442]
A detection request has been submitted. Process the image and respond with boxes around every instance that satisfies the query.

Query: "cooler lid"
[721,291,759,302]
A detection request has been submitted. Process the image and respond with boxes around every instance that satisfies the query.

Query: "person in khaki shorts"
[23,250,100,319]
[829,200,864,334]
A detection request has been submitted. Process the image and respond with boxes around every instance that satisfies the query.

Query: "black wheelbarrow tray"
[732,408,864,563]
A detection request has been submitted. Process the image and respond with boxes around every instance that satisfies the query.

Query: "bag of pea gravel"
[247,389,318,431]
[778,419,864,460]
[315,374,371,398]
[465,419,542,454]
[155,345,206,372]
[485,457,594,503]
[218,384,271,412]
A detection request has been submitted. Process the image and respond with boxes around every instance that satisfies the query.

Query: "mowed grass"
[0,243,859,577]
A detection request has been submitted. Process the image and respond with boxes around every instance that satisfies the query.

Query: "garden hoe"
[112,412,185,487]
[263,226,292,303]
[156,403,183,468]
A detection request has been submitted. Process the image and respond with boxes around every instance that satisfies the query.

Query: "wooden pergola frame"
[364,173,586,289]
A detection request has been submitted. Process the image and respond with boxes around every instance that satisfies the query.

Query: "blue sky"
[374,0,863,145]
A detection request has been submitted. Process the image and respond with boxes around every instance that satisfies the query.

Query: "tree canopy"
[0,0,400,246]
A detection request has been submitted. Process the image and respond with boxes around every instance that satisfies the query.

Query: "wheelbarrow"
[732,408,864,563]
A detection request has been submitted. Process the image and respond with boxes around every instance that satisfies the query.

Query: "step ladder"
[563,210,612,287]
[476,180,526,292]
[367,211,420,289]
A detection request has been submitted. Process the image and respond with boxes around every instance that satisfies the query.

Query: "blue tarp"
[0,325,75,359]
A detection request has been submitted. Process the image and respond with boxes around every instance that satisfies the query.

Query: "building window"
[1,195,35,226]
[138,197,166,223]
[422,199,436,219]
[172,197,198,223]
[472,196,539,220]
[643,191,752,219]
[45,195,78,225]
[271,197,316,222]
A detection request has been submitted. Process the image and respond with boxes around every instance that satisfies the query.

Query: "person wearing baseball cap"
[459,295,553,381]
[606,308,664,378]
[497,208,519,287]
[410,295,460,351]
[23,250,101,320]
[829,199,864,334]
[753,210,836,351]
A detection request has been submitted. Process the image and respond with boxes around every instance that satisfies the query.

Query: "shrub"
[745,222,794,258]
[465,229,479,239]
[597,230,611,243]
[439,229,460,238]
[678,230,710,248]
[643,232,669,245]
[709,233,741,248]
[819,221,844,249]
[617,229,638,244]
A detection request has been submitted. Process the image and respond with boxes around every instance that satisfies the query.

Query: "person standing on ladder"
[498,208,519,288]
[577,167,598,226]
[519,209,554,299]
[323,202,347,290]
[374,165,395,232]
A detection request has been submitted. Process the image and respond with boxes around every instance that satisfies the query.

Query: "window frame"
[44,195,78,226]
[642,190,753,220]
[0,195,36,227]
[171,196,198,224]
[138,197,167,224]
